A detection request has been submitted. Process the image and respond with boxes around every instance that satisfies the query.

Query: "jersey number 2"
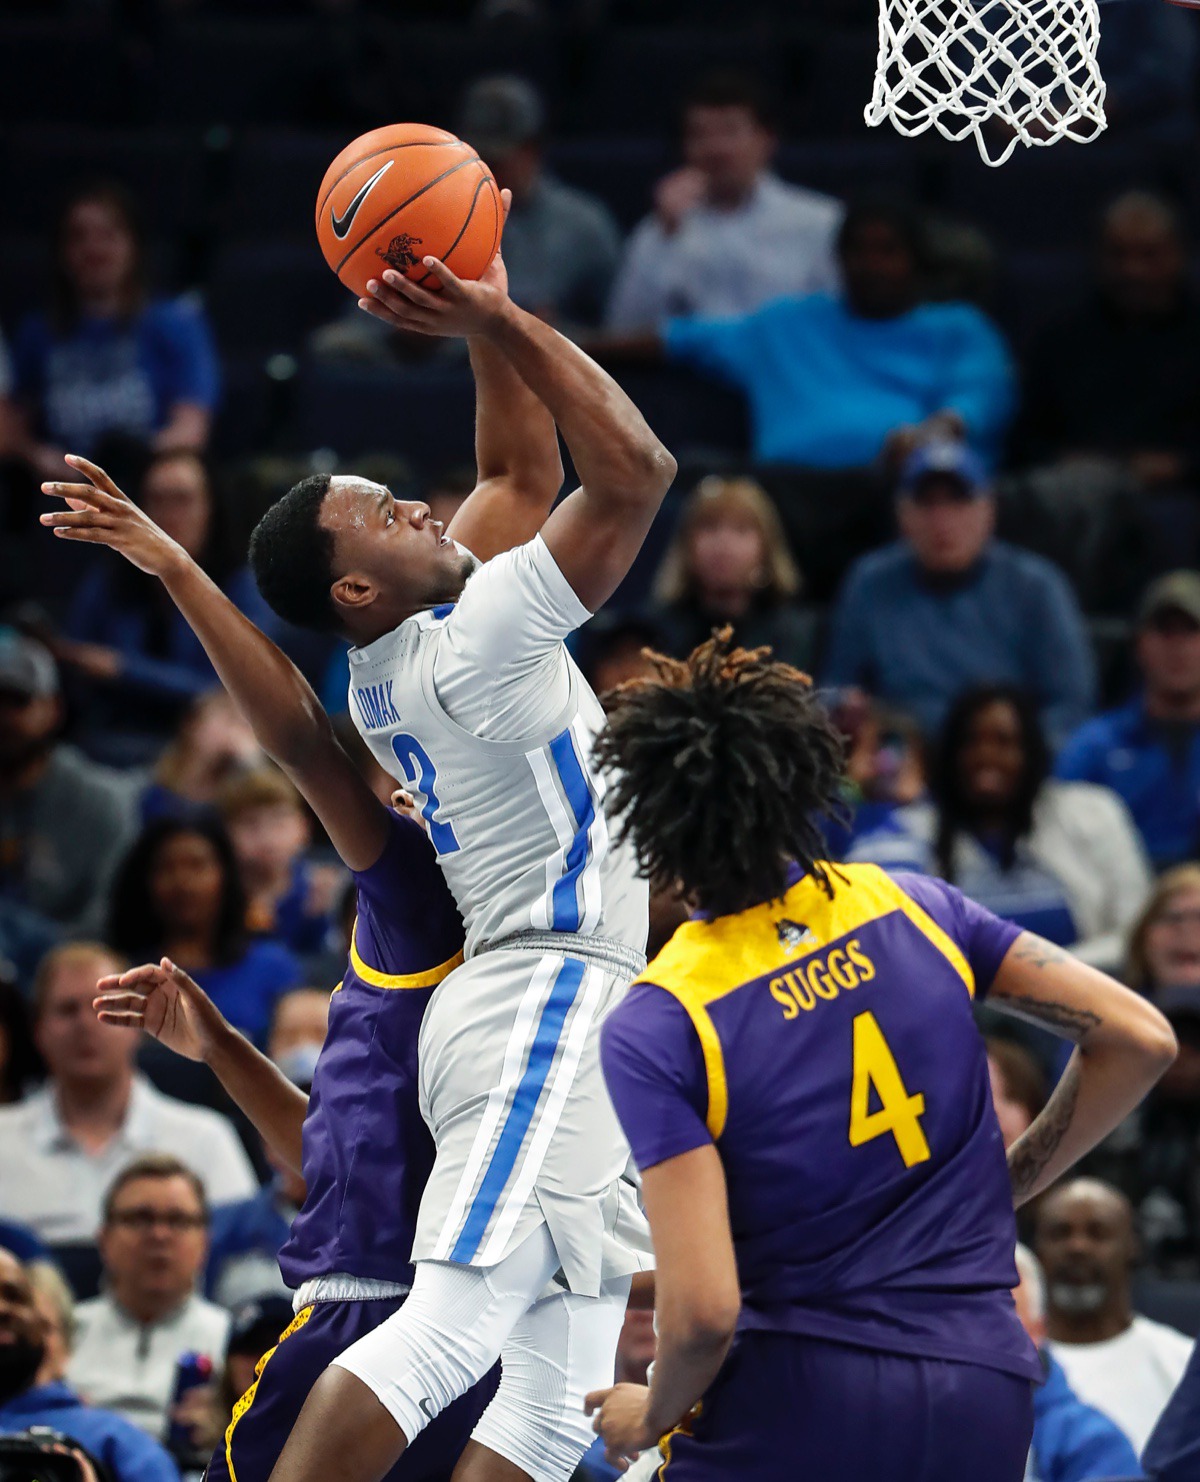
[391,734,460,856]
[848,1011,931,1169]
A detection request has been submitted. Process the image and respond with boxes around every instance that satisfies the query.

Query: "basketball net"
[866,0,1107,165]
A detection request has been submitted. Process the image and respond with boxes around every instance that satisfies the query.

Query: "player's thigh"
[656,1333,1033,1482]
[472,1275,632,1482]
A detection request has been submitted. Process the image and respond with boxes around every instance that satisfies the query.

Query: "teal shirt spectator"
[663,292,1015,468]
[0,1382,179,1482]
[1032,1352,1142,1482]
[822,540,1095,745]
[12,297,219,454]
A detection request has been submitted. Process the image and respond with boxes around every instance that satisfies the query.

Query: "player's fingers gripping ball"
[316,124,503,299]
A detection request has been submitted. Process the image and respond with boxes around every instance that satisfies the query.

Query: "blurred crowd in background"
[2,2,1200,1480]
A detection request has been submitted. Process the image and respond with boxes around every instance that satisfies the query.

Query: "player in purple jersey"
[48,235,581,1482]
[585,631,1177,1482]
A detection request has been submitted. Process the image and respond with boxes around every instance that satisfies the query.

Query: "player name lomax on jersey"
[354,680,403,731]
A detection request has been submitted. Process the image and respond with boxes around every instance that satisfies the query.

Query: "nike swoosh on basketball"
[331,161,394,240]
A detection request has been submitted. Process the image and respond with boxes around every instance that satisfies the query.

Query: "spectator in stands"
[608,200,1014,468]
[1057,571,1200,870]
[823,443,1095,743]
[108,818,302,1045]
[69,1156,230,1447]
[140,690,262,826]
[55,451,275,763]
[0,1246,179,1482]
[1020,194,1200,499]
[1035,1177,1193,1453]
[577,1297,658,1481]
[822,692,926,858]
[986,1036,1047,1149]
[0,976,43,1103]
[579,614,666,700]
[650,475,815,669]
[1012,1243,1142,1482]
[459,76,622,329]
[607,70,842,331]
[1121,870,1200,1274]
[28,1261,75,1386]
[218,770,341,962]
[0,943,257,1253]
[213,1296,295,1436]
[266,988,329,1087]
[851,685,1151,971]
[0,183,218,483]
[0,630,138,940]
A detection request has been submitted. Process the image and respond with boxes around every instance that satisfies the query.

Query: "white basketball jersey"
[346,536,648,959]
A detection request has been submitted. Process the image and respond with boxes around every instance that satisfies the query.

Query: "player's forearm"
[468,335,562,501]
[643,1319,734,1440]
[159,555,338,772]
[205,1021,309,1174]
[483,303,675,513]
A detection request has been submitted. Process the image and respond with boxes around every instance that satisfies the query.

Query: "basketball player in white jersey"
[242,257,677,1482]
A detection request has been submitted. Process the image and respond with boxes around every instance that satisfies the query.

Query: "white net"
[866,0,1107,165]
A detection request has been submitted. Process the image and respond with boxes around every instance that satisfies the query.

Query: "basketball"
[315,123,503,299]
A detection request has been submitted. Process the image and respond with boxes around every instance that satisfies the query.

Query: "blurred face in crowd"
[487,142,541,203]
[898,478,995,576]
[142,456,212,563]
[957,699,1025,813]
[150,830,226,939]
[1100,202,1186,319]
[687,511,766,605]
[227,802,309,882]
[1137,608,1200,709]
[593,638,658,699]
[1143,884,1200,990]
[682,104,775,203]
[614,1305,657,1386]
[31,1284,71,1384]
[840,218,918,319]
[61,197,137,307]
[268,989,330,1065]
[1035,1181,1135,1329]
[0,1250,44,1403]
[35,951,135,1091]
[100,1174,208,1320]
[0,690,62,775]
[987,1049,1035,1149]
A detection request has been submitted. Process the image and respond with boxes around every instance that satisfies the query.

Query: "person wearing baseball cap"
[457,75,622,328]
[0,628,137,938]
[1058,570,1200,869]
[823,441,1095,745]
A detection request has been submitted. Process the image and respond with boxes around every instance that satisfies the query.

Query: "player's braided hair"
[594,628,846,919]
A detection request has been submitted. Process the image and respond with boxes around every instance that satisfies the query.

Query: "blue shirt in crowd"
[206,1182,294,1306]
[663,291,1015,468]
[822,540,1096,744]
[1055,699,1200,870]
[1031,1352,1142,1482]
[192,939,302,1046]
[12,299,219,454]
[0,1382,179,1482]
[1144,1335,1200,1480]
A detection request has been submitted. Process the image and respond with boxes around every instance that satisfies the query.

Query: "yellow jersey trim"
[225,1304,314,1482]
[654,983,729,1141]
[349,919,464,990]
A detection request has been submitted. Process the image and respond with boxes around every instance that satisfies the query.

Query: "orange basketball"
[315,124,502,299]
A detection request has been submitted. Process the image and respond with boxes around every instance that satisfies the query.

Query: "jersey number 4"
[391,734,461,856]
[848,1011,931,1169]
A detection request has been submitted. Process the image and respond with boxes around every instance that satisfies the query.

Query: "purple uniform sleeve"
[353,812,465,975]
[893,873,1022,999]
[601,984,713,1171]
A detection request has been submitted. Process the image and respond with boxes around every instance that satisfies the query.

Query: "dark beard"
[0,1337,45,1403]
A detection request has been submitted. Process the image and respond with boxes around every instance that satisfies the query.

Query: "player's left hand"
[358,189,514,340]
[584,1382,656,1471]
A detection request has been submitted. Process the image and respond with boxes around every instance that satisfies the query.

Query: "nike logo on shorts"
[419,1397,436,1421]
[331,161,394,240]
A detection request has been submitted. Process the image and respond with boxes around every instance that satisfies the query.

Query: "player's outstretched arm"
[360,260,677,613]
[40,456,389,872]
[586,1145,740,1471]
[95,958,308,1172]
[988,932,1177,1206]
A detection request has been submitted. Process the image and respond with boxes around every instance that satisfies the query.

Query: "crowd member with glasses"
[67,1154,230,1448]
[0,944,256,1280]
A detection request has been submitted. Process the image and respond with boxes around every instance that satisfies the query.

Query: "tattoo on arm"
[1007,1056,1082,1201]
[988,990,1102,1038]
[1010,935,1071,970]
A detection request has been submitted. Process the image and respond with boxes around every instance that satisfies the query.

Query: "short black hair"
[682,70,776,132]
[837,196,929,271]
[594,628,845,918]
[248,474,338,633]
